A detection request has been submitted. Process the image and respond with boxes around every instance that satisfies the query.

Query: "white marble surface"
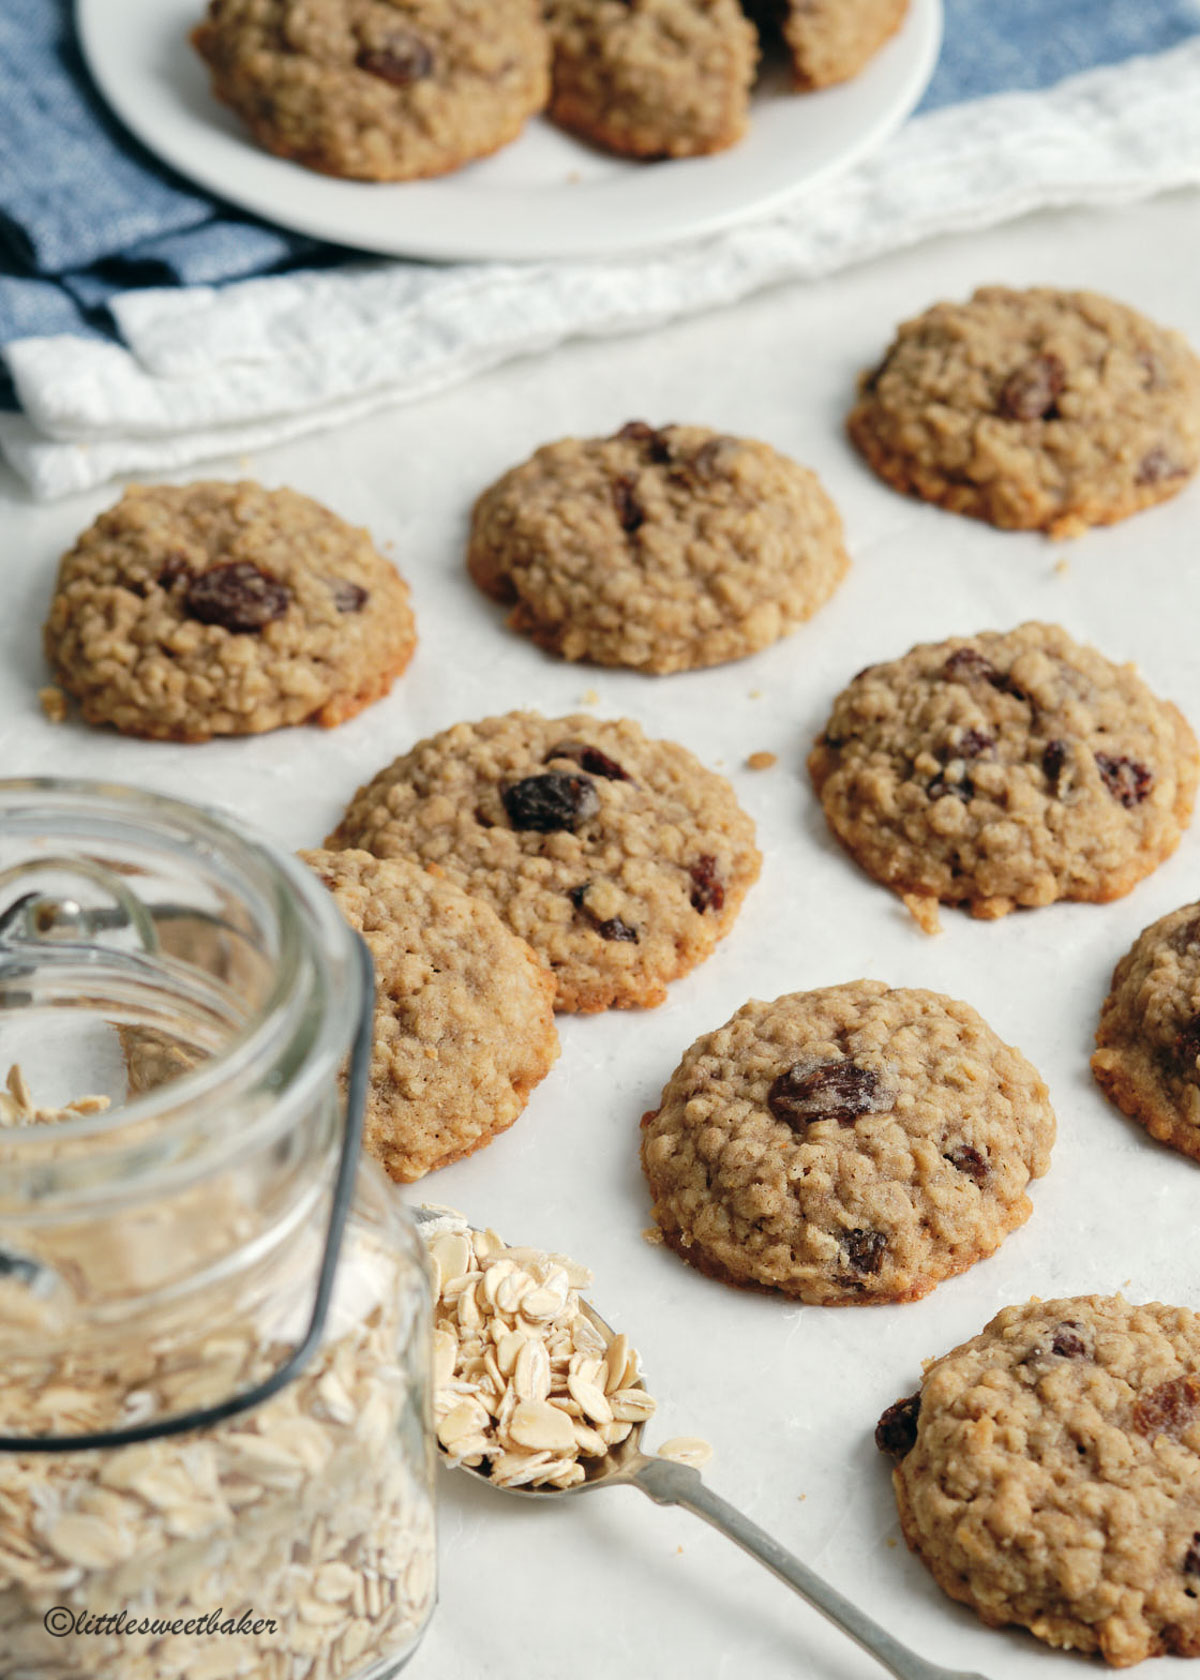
[3,189,1200,1680]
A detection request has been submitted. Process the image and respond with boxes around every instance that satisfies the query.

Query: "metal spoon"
[415,1210,986,1680]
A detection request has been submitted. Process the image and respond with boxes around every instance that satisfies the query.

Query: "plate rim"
[75,0,944,265]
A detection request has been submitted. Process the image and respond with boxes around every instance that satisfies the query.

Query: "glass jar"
[0,779,436,1680]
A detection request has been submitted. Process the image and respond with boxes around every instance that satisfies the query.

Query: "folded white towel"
[5,37,1200,500]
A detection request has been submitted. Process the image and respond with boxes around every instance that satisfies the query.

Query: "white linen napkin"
[5,36,1200,500]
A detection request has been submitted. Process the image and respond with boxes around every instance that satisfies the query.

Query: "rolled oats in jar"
[0,780,436,1679]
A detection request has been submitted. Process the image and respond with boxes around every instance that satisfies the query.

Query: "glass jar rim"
[0,776,363,1215]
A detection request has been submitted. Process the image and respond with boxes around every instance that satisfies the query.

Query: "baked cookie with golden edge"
[848,287,1200,536]
[300,849,558,1180]
[192,0,550,181]
[809,622,1198,921]
[326,712,761,1012]
[641,981,1054,1304]
[468,421,849,673]
[751,0,908,89]
[1093,902,1200,1164]
[44,481,416,742]
[877,1295,1200,1664]
[545,0,756,158]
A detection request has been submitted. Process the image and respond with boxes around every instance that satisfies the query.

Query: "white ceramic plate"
[77,0,942,264]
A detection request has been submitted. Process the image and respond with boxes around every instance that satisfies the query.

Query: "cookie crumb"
[642,1225,664,1247]
[578,689,600,706]
[38,686,68,724]
[746,751,777,771]
[886,1536,897,1548]
[748,689,762,700]
[901,892,942,936]
[1054,555,1071,577]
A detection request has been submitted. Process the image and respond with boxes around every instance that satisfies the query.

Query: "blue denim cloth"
[2,0,1198,392]
[921,0,1200,111]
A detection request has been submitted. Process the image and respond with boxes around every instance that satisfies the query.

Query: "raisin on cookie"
[809,622,1198,920]
[1093,902,1200,1164]
[848,287,1200,536]
[44,481,416,741]
[468,421,849,674]
[545,0,757,158]
[878,1296,1200,1664]
[300,848,559,1180]
[325,712,761,1012]
[641,980,1054,1304]
[192,0,550,180]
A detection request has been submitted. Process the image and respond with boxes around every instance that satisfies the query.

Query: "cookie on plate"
[192,0,550,181]
[877,1295,1200,1664]
[848,287,1200,536]
[325,712,761,1011]
[301,848,559,1180]
[545,0,757,158]
[1092,902,1200,1163]
[44,481,416,741]
[468,421,849,674]
[640,980,1055,1304]
[756,0,908,89]
[809,622,1199,921]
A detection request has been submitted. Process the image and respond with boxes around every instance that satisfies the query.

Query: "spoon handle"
[629,1456,978,1680]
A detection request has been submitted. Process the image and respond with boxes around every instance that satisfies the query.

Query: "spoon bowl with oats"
[416,1207,987,1680]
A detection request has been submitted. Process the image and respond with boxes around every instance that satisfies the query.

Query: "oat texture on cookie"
[1093,901,1200,1164]
[300,848,559,1180]
[809,622,1199,920]
[878,1296,1200,1665]
[468,421,849,673]
[325,711,761,1011]
[545,0,757,158]
[640,980,1055,1305]
[44,481,416,740]
[192,0,551,180]
[848,287,1200,535]
[752,0,909,89]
